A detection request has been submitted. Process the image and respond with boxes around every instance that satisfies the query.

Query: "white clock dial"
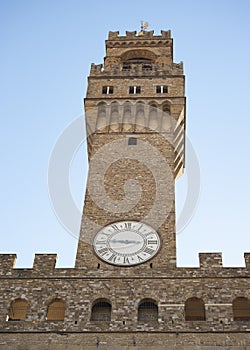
[93,221,161,266]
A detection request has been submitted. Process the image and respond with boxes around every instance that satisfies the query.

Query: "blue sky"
[0,0,250,267]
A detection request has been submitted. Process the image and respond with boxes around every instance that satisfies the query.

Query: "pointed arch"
[8,298,28,321]
[233,297,250,321]
[91,298,112,321]
[46,299,65,321]
[185,297,205,321]
[138,298,158,322]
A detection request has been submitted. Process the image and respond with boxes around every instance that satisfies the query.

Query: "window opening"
[102,86,114,94]
[129,86,141,94]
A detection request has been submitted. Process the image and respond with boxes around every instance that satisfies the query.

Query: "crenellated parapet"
[107,30,171,40]
[106,31,172,49]
[89,62,183,77]
[199,253,223,269]
[244,252,250,269]
[0,253,57,276]
[32,254,57,272]
[1,252,250,276]
[0,254,16,275]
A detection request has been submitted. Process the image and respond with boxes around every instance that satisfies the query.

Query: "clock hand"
[109,239,141,244]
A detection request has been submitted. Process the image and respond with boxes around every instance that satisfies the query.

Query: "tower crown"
[90,30,183,77]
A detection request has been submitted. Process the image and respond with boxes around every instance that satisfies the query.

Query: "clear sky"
[0,0,250,268]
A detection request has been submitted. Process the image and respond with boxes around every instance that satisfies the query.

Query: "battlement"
[0,253,57,276]
[106,30,172,50]
[199,253,223,269]
[1,252,250,276]
[108,30,171,40]
[89,62,183,76]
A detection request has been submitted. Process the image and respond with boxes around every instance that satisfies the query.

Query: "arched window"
[46,299,65,321]
[138,299,158,322]
[91,299,111,321]
[185,297,205,321]
[233,297,250,321]
[8,298,28,321]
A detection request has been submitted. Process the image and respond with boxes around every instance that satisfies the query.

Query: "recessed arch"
[233,297,250,321]
[122,101,133,131]
[121,49,156,63]
[46,298,65,321]
[148,102,159,131]
[162,101,171,113]
[138,298,158,322]
[91,298,112,322]
[8,298,28,321]
[185,297,205,321]
[148,100,158,107]
[110,102,120,132]
[96,102,107,130]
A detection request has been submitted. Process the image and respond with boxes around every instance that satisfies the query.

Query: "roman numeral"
[147,240,158,245]
[97,247,108,256]
[137,255,144,262]
[108,253,118,263]
[143,247,155,255]
[136,224,143,232]
[124,222,131,230]
[101,231,109,236]
[95,240,106,244]
[111,224,120,232]
[123,256,130,264]
[144,231,155,237]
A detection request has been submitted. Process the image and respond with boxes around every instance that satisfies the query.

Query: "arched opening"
[162,102,171,113]
[138,299,158,322]
[233,297,250,321]
[121,50,156,72]
[96,102,107,130]
[185,297,205,321]
[91,299,112,321]
[46,299,65,321]
[148,102,159,130]
[135,102,145,131]
[110,102,120,132]
[162,101,171,131]
[122,101,133,131]
[8,298,28,321]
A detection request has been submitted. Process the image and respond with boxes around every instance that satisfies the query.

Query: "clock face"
[93,221,161,266]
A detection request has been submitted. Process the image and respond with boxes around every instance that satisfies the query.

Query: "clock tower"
[1,27,250,350]
[75,29,185,271]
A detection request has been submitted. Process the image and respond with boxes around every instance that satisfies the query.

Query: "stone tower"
[75,29,185,272]
[0,29,250,350]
